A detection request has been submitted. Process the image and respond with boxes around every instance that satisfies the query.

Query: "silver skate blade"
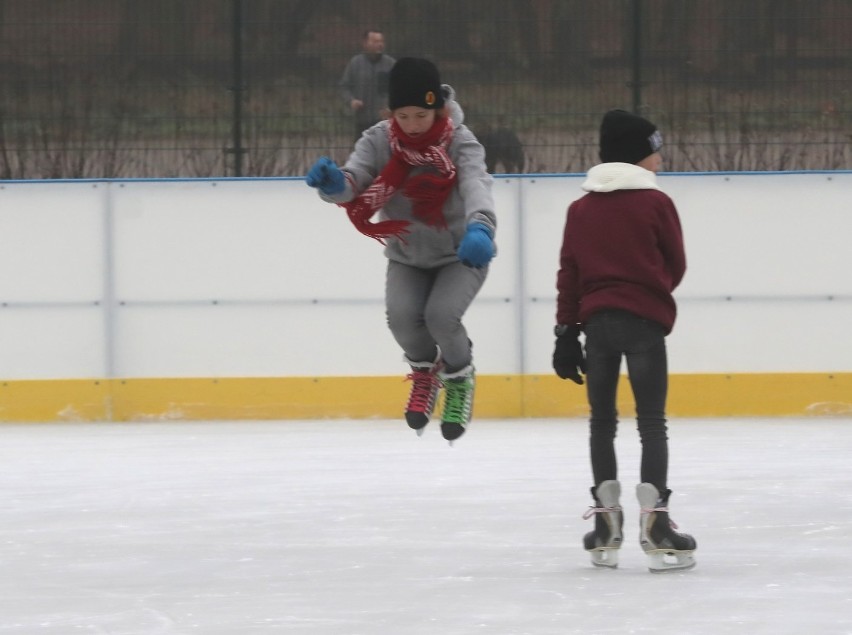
[415,427,426,437]
[646,550,696,573]
[589,547,619,568]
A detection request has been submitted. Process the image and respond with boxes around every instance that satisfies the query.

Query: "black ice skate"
[404,354,443,435]
[582,480,623,568]
[636,483,697,573]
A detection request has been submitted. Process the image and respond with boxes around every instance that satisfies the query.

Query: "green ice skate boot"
[438,365,475,443]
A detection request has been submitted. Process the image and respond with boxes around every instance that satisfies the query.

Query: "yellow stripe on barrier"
[0,373,849,422]
[0,379,110,422]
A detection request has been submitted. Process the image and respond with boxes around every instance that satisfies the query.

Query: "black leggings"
[583,310,670,490]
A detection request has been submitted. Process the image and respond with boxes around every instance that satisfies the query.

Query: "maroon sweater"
[556,187,686,334]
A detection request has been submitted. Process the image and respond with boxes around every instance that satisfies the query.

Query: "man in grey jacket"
[340,30,396,141]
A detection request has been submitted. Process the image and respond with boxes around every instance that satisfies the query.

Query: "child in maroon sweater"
[553,109,697,572]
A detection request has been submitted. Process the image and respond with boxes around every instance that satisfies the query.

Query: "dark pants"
[583,309,670,491]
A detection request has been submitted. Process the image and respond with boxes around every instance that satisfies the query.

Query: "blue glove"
[306,157,345,195]
[457,223,494,268]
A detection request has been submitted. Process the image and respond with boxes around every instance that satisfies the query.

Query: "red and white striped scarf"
[342,116,457,244]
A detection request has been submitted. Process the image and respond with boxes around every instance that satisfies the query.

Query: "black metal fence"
[1,0,850,179]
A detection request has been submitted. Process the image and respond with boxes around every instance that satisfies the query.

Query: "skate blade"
[646,549,696,573]
[415,427,427,437]
[588,547,619,569]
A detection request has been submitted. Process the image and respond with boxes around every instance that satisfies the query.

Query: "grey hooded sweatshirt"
[319,85,496,269]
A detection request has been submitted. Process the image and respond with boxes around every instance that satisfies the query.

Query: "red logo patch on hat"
[425,91,436,106]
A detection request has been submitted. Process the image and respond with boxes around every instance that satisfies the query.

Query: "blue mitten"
[306,157,345,195]
[458,223,494,268]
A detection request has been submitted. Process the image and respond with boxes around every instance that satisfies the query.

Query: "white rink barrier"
[0,172,850,420]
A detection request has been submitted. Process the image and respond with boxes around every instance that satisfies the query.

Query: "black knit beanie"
[599,109,663,164]
[388,57,445,110]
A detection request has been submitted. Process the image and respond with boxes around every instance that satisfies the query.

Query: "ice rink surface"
[1,416,851,635]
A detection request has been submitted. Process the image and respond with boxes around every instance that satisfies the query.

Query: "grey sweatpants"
[385,259,488,373]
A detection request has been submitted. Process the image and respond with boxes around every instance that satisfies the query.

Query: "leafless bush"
[1,75,849,178]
